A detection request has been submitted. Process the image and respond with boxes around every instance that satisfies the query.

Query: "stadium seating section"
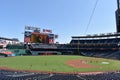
[1,70,120,80]
[5,44,27,56]
[6,44,24,49]
[69,38,120,59]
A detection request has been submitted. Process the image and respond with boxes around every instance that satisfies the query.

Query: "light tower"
[116,0,120,33]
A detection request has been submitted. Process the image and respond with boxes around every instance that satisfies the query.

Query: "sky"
[0,0,117,43]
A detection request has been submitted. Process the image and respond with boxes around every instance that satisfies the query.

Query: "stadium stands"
[30,43,57,49]
[69,33,120,59]
[0,70,50,80]
[5,44,28,56]
[0,49,14,57]
[1,70,120,80]
[10,49,26,56]
[26,34,120,58]
[6,44,24,49]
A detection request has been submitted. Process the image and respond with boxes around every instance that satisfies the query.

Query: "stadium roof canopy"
[72,32,120,39]
[0,36,19,41]
[0,36,13,41]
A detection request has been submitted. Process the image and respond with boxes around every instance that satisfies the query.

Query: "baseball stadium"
[0,0,120,80]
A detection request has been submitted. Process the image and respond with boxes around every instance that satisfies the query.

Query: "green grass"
[0,55,120,73]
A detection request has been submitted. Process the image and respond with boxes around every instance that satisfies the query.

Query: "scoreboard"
[24,26,57,44]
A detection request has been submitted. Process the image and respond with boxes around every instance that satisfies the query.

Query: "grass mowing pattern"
[0,55,120,72]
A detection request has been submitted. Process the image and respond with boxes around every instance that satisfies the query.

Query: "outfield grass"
[0,55,120,72]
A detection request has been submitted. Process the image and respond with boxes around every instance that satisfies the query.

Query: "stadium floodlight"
[117,0,120,9]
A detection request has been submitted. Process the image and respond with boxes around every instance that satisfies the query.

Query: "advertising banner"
[48,34,54,38]
[24,37,31,43]
[24,31,32,37]
[24,31,31,43]
[43,29,52,33]
[25,26,40,31]
[49,39,54,44]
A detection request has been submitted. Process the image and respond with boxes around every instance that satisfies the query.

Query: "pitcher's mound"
[66,60,99,68]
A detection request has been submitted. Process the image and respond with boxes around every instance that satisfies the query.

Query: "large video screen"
[31,33,49,44]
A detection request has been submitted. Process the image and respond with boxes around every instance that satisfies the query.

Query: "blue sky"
[0,0,117,43]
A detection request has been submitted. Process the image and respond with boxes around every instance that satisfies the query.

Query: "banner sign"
[49,39,54,44]
[24,31,31,43]
[43,29,52,33]
[25,26,40,31]
[48,34,54,38]
[24,31,32,37]
[24,37,31,43]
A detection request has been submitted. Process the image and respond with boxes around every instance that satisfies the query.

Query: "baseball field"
[0,55,120,73]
